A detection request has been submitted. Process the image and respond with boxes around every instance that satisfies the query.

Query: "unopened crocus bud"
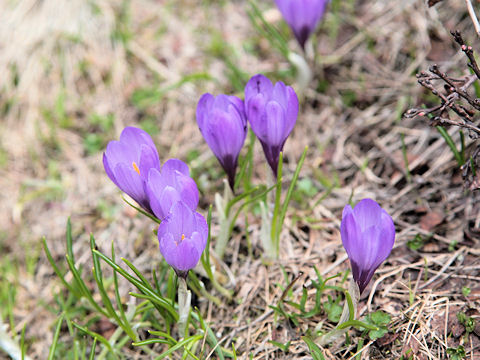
[196,93,247,190]
[244,74,298,176]
[340,199,395,293]
[274,0,329,50]
[158,201,208,278]
[146,159,199,220]
[103,126,160,213]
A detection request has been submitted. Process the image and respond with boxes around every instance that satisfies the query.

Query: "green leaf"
[302,337,326,360]
[370,311,391,326]
[324,302,342,323]
[47,313,65,360]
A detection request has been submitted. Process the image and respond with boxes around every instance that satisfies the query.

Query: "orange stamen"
[132,161,140,175]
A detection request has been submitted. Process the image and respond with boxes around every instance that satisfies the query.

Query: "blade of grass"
[47,313,65,360]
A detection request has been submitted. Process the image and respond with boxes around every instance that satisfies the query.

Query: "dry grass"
[0,0,479,358]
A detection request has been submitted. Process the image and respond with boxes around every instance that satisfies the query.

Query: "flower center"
[175,234,186,247]
[132,161,140,175]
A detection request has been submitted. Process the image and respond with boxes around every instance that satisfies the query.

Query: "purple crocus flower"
[158,201,208,278]
[103,126,160,212]
[274,0,329,50]
[244,74,298,176]
[196,93,247,190]
[340,199,395,293]
[146,159,199,220]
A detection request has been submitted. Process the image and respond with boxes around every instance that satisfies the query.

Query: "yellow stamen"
[181,234,185,241]
[132,161,140,175]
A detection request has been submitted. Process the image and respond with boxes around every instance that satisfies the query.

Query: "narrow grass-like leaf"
[65,254,108,318]
[89,338,97,360]
[247,0,289,57]
[90,236,136,340]
[302,337,326,360]
[234,130,256,192]
[122,197,161,223]
[436,126,464,166]
[400,133,412,183]
[148,330,176,342]
[72,323,113,353]
[225,185,261,215]
[43,237,79,297]
[20,324,26,360]
[268,340,290,352]
[271,152,284,249]
[47,313,65,360]
[66,218,74,261]
[196,308,225,360]
[228,184,276,235]
[276,147,308,253]
[200,206,233,299]
[152,334,203,360]
[93,250,178,320]
[111,241,129,331]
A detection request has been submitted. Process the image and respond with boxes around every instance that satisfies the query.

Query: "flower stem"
[177,277,191,339]
[288,51,313,94]
[214,180,234,259]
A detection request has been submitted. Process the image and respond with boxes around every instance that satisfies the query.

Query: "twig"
[451,30,480,80]
[465,0,480,38]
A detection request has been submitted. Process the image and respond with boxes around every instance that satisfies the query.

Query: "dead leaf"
[420,211,444,231]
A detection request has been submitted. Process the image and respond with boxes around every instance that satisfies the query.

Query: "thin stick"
[466,0,480,38]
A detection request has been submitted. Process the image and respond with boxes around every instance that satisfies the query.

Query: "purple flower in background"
[103,126,160,213]
[244,74,298,176]
[274,0,329,50]
[196,93,247,190]
[158,201,208,278]
[340,199,395,293]
[146,159,199,220]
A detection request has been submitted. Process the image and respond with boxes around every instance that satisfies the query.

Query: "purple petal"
[275,0,328,49]
[340,209,360,261]
[162,159,190,177]
[176,174,199,211]
[245,74,273,103]
[104,140,137,168]
[138,144,161,179]
[264,101,287,146]
[340,198,396,293]
[103,152,119,187]
[157,203,208,272]
[285,86,299,134]
[113,162,148,208]
[158,232,201,272]
[196,93,215,129]
[357,224,382,270]
[228,95,247,121]
[353,198,384,232]
[163,202,196,237]
[119,126,157,151]
[246,93,267,137]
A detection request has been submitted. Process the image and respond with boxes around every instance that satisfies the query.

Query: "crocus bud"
[103,126,160,213]
[196,93,247,190]
[158,201,208,278]
[146,159,199,220]
[274,0,329,50]
[244,74,298,176]
[340,199,395,293]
